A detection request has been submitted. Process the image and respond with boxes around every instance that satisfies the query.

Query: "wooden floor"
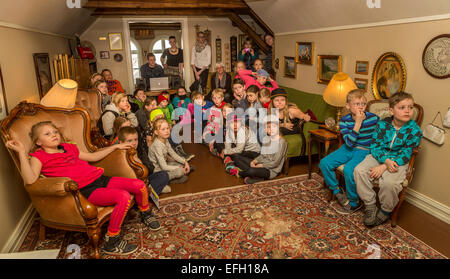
[161,142,450,258]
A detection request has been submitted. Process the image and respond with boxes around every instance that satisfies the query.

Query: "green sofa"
[280,86,336,172]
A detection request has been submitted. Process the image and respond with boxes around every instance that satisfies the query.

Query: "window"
[130,40,141,82]
[152,38,170,66]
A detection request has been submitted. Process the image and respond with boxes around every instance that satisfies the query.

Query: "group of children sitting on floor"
[5,58,423,256]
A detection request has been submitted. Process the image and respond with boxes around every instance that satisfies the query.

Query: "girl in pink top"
[5,121,159,256]
[238,68,279,92]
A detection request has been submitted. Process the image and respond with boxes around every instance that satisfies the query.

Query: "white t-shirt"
[191,44,211,69]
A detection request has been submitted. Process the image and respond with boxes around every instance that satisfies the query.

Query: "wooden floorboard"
[161,142,449,258]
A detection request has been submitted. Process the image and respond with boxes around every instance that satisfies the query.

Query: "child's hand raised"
[5,140,26,154]
[354,110,366,123]
[303,114,311,122]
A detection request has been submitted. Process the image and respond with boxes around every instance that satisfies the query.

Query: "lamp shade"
[323,72,357,107]
[40,79,78,108]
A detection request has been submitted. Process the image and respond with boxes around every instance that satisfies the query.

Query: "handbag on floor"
[423,112,446,146]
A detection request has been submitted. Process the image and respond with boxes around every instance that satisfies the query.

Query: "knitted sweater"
[148,137,187,173]
[371,117,423,166]
[254,136,287,179]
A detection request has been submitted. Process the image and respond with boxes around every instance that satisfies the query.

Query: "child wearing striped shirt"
[319,89,379,214]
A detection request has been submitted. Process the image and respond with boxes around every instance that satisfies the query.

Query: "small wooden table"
[308,128,339,179]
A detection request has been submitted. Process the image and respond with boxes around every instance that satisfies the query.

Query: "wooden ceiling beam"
[91,8,238,16]
[227,12,269,54]
[84,0,247,10]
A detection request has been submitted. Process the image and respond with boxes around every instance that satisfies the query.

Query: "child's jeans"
[318,144,370,207]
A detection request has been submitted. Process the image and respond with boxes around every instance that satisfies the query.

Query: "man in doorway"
[140,53,165,91]
[190,31,211,93]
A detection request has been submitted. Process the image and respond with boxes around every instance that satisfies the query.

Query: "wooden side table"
[308,128,339,179]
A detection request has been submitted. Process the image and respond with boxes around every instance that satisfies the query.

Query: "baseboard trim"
[1,204,36,253]
[405,189,450,225]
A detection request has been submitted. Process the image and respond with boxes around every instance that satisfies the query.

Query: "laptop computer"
[150,77,169,91]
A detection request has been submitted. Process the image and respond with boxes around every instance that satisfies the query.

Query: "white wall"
[0,25,71,251]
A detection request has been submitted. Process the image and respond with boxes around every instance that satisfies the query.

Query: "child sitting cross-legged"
[235,115,287,184]
[318,89,380,214]
[221,116,261,177]
[354,92,423,227]
[5,121,160,255]
[117,126,171,194]
[148,118,194,185]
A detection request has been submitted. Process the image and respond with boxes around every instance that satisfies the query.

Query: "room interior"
[0,0,449,259]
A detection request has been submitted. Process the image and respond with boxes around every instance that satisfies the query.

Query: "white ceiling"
[1,0,449,37]
[0,0,94,37]
[246,0,450,34]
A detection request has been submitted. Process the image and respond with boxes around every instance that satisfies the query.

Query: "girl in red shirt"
[5,121,159,256]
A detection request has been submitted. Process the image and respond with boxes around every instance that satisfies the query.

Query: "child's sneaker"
[372,210,390,227]
[171,175,188,184]
[141,210,161,231]
[223,156,233,165]
[363,204,378,226]
[161,185,172,194]
[101,234,138,256]
[336,202,363,215]
[335,191,349,207]
[244,177,264,184]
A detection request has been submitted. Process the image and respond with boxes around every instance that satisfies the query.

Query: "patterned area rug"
[19,173,446,259]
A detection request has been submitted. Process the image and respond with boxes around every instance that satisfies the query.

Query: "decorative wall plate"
[422,34,450,79]
[114,53,123,62]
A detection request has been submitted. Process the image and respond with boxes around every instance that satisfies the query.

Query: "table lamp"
[323,72,357,131]
[40,79,78,109]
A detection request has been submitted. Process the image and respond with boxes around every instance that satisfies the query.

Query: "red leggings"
[87,177,149,236]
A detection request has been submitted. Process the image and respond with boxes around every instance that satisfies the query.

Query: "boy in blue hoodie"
[355,92,423,227]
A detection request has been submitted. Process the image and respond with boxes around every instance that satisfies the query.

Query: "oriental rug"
[18,173,446,259]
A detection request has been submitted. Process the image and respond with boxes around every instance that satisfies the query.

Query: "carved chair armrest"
[27,178,99,225]
[26,177,73,197]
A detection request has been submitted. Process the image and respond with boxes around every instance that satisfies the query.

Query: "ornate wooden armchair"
[332,99,424,227]
[75,89,110,148]
[0,102,148,258]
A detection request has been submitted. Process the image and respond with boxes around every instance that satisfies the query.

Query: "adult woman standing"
[101,93,138,139]
[161,36,184,89]
[190,31,211,93]
[209,63,232,103]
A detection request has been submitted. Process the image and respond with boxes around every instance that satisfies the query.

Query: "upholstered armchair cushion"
[75,89,102,128]
[284,134,303,158]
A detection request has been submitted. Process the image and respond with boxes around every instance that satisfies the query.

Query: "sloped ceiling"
[246,0,450,34]
[0,0,95,37]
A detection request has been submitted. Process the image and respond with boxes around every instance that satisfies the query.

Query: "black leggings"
[231,153,270,179]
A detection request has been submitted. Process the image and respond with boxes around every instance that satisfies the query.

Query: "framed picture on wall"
[100,51,110,59]
[354,78,369,92]
[108,33,123,51]
[371,52,407,99]
[283,56,296,78]
[33,53,53,99]
[296,42,313,65]
[317,55,342,84]
[355,61,369,75]
[0,65,8,120]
